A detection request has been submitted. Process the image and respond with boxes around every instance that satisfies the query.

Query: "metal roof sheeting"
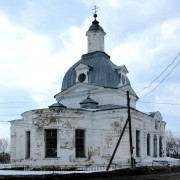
[61,51,131,91]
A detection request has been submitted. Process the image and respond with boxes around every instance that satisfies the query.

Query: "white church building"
[10,13,166,169]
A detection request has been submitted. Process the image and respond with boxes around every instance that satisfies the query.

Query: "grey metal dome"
[61,51,131,91]
[80,97,98,109]
[49,102,67,109]
[88,19,104,32]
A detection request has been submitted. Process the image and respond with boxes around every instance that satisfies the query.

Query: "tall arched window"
[136,130,140,157]
[147,133,150,156]
[159,136,162,157]
[155,120,158,129]
[153,135,157,157]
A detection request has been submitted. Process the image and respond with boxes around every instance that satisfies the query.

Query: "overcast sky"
[0,0,180,139]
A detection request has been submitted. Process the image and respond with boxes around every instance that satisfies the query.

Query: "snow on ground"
[0,170,52,175]
[141,157,180,163]
[0,170,98,175]
[0,164,102,175]
[0,157,179,175]
[137,157,180,167]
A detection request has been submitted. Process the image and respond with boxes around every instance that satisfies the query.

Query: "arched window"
[155,120,158,129]
[153,135,157,157]
[136,130,140,157]
[147,133,150,156]
[159,136,162,157]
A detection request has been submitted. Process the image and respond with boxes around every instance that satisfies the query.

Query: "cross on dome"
[92,5,99,19]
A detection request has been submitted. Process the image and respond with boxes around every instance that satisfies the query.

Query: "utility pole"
[127,91,134,168]
[106,91,134,171]
[106,117,129,171]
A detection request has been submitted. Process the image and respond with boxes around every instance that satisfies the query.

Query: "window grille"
[45,129,57,157]
[147,133,150,156]
[75,129,85,158]
[155,120,158,129]
[153,135,157,157]
[26,131,30,158]
[136,130,140,157]
[159,136,162,157]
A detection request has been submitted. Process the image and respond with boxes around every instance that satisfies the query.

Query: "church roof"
[48,102,67,109]
[61,51,131,91]
[97,104,126,110]
[88,19,104,32]
[80,97,98,104]
[80,97,99,109]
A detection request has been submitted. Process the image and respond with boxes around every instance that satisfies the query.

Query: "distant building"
[10,13,166,169]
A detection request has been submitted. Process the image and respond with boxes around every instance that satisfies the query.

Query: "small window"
[147,133,150,156]
[136,130,140,157]
[25,131,30,158]
[45,129,57,158]
[78,73,86,82]
[159,136,162,157]
[153,135,157,157]
[122,75,125,85]
[75,129,85,158]
[155,120,158,129]
[119,73,121,83]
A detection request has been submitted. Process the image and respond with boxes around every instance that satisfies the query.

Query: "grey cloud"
[0,87,37,121]
[0,0,89,35]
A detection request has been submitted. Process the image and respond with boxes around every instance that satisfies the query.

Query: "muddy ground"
[0,166,180,180]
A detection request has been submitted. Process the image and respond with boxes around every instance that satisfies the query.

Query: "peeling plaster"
[10,107,166,167]
[91,146,100,156]
[69,154,76,162]
[59,128,74,150]
[33,118,50,128]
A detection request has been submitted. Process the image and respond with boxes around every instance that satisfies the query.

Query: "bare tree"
[176,136,180,145]
[166,130,180,158]
[166,130,176,148]
[0,138,9,153]
[0,138,10,163]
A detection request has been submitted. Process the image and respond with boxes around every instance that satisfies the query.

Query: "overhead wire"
[0,101,52,104]
[136,51,180,94]
[140,56,180,99]
[137,100,180,106]
[1,117,180,137]
[1,96,180,108]
[0,99,180,117]
[0,121,172,135]
[0,51,180,116]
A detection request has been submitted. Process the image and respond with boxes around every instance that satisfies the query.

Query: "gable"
[153,111,163,121]
[75,63,92,71]
[120,84,138,99]
[116,65,129,74]
[54,83,103,101]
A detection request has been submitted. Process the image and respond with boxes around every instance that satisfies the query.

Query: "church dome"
[61,13,131,91]
[88,19,104,32]
[48,102,67,109]
[61,51,131,91]
[80,97,98,109]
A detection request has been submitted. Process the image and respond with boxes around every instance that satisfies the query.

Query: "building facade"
[10,13,166,168]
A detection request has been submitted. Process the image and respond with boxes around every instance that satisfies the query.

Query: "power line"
[140,53,180,99]
[138,100,180,106]
[136,51,180,94]
[0,106,46,109]
[0,114,22,117]
[1,100,180,117]
[0,101,52,104]
[1,120,180,136]
[2,99,180,109]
